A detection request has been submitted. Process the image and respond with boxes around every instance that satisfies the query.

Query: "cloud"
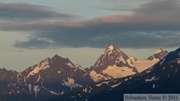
[7,0,180,49]
[131,0,180,24]
[14,30,180,49]
[15,38,53,49]
[0,2,78,21]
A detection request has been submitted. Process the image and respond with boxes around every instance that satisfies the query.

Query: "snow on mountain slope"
[45,75,132,101]
[26,58,50,78]
[88,46,168,81]
[85,47,180,101]
[1,54,90,101]
[0,45,170,101]
[102,65,136,78]
[89,70,104,82]
[92,45,136,71]
[51,47,179,101]
[62,77,83,90]
[134,48,168,72]
[134,59,159,72]
[89,45,138,81]
[147,48,168,60]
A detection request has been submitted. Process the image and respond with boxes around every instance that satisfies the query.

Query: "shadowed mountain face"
[46,47,180,101]
[0,55,89,101]
[0,45,170,101]
[0,69,18,93]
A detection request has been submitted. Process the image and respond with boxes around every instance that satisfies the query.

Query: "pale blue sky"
[0,0,179,71]
[0,0,147,19]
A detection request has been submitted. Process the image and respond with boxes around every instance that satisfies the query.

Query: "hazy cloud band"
[0,0,179,49]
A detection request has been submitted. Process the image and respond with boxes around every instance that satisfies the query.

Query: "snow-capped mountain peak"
[104,45,124,56]
[158,47,180,65]
[134,48,168,73]
[48,47,180,101]
[93,45,133,70]
[155,48,163,54]
[147,48,168,61]
[90,45,138,80]
[105,45,120,52]
[106,45,115,51]
[0,46,175,101]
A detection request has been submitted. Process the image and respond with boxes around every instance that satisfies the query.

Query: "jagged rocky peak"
[105,44,120,52]
[0,68,18,82]
[0,68,17,74]
[35,54,69,66]
[51,54,74,66]
[104,45,126,57]
[147,48,168,61]
[92,45,137,73]
[52,54,64,60]
[39,57,51,66]
[38,55,64,67]
[155,48,168,55]
[155,48,163,54]
[52,54,70,61]
[104,45,128,58]
[157,47,180,65]
[93,45,127,67]
[24,54,76,78]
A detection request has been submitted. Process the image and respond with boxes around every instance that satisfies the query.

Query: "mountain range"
[0,45,173,101]
[51,46,179,101]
